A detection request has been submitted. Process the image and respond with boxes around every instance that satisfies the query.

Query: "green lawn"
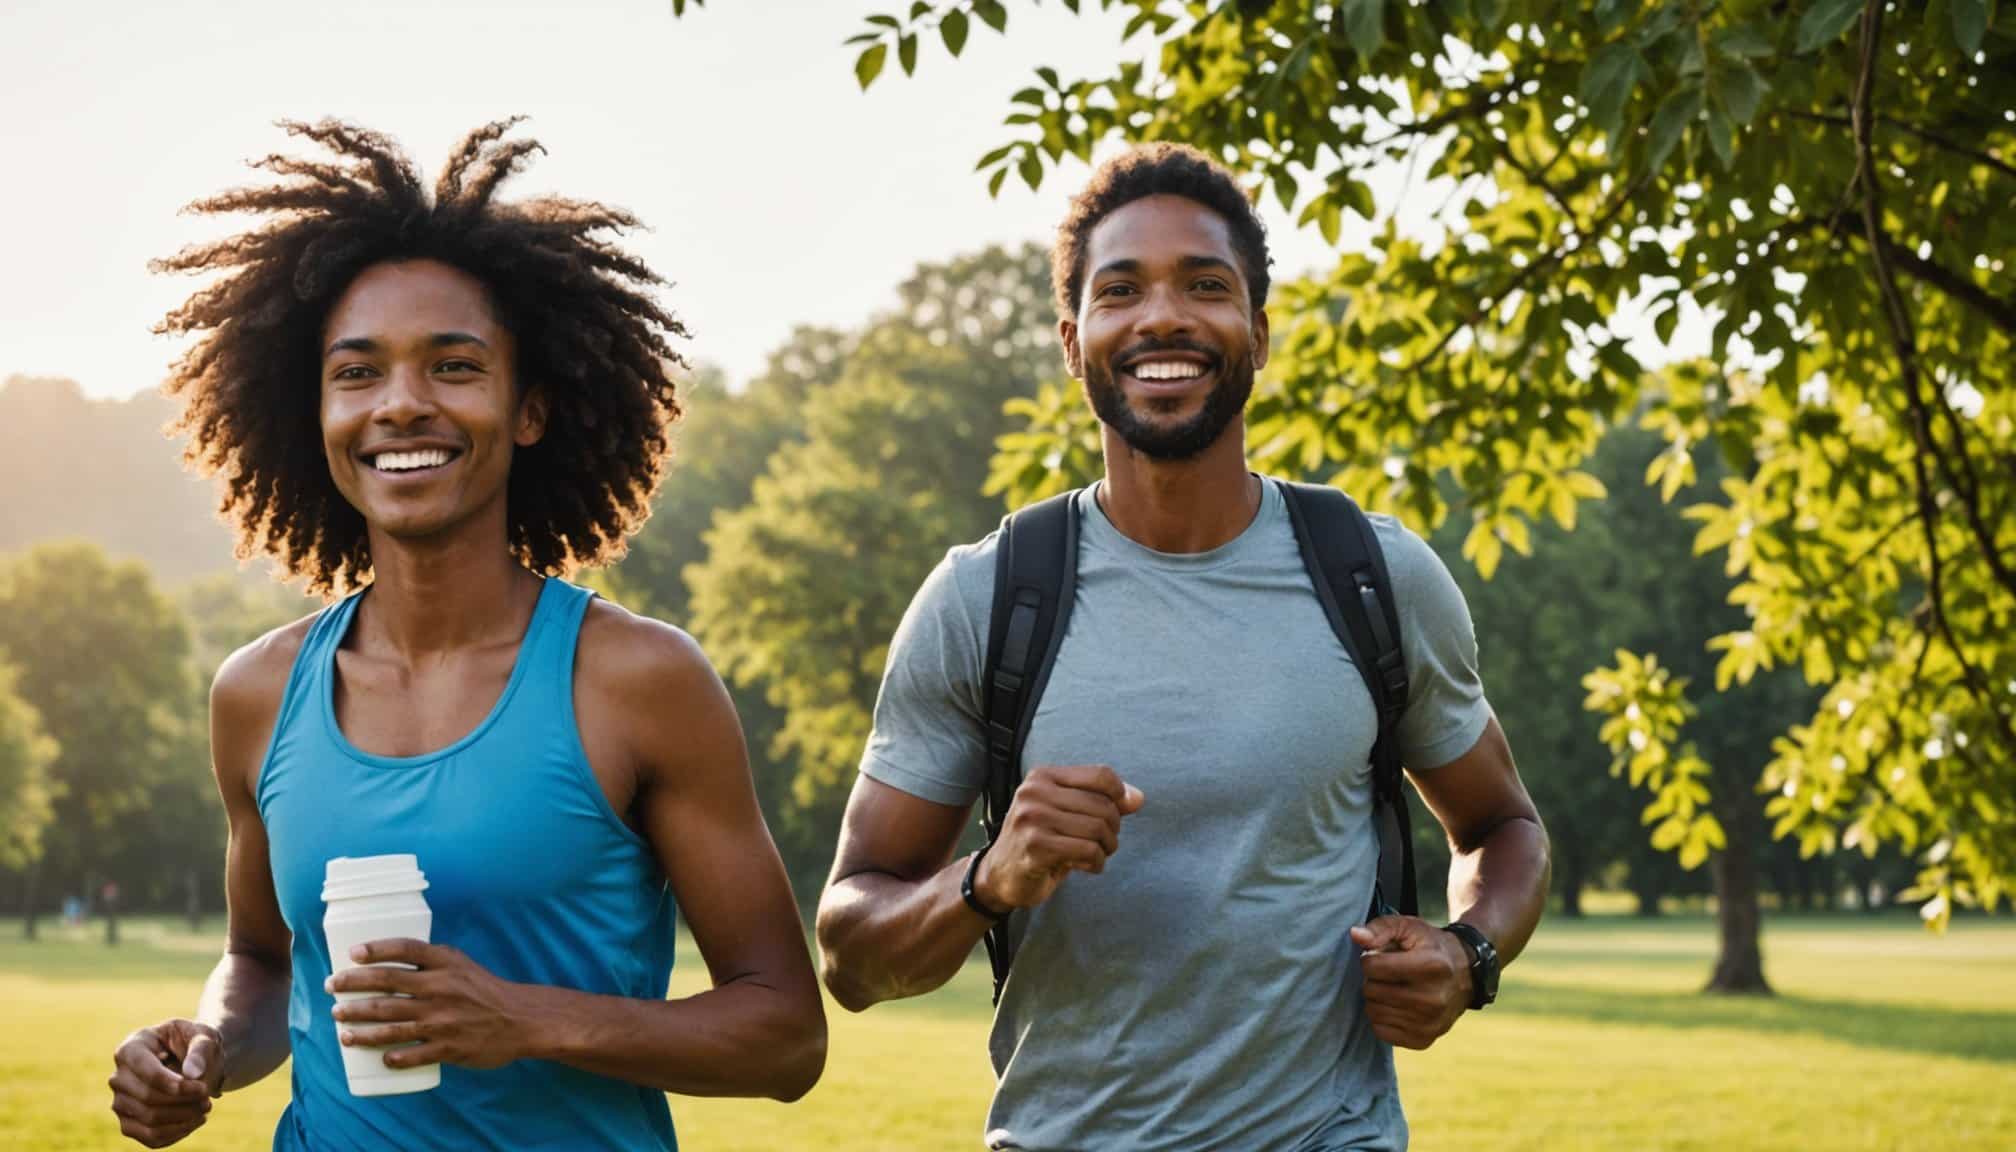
[4,914,2012,1150]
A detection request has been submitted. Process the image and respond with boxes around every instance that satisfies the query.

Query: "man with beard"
[815,144,1548,1150]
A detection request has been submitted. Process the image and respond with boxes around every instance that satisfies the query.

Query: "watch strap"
[1442,921,1498,1009]
[961,848,1010,923]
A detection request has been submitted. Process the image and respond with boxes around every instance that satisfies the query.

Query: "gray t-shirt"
[861,478,1493,1152]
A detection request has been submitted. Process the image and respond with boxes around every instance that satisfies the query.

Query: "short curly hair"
[155,118,686,595]
[1051,142,1271,319]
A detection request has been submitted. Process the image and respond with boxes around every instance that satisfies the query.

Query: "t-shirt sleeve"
[1377,517,1494,772]
[857,543,993,807]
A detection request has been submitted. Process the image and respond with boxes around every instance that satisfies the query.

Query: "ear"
[1251,307,1271,372]
[1058,316,1084,380]
[514,387,548,448]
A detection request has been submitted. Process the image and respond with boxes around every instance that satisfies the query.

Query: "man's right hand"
[109,1020,224,1148]
[974,763,1144,911]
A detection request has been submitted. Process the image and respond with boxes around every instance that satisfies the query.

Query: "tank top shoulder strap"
[526,579,597,688]
[255,591,364,816]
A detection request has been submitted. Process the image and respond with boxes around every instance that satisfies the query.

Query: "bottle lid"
[322,854,429,902]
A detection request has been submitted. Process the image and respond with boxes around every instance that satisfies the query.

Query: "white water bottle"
[322,855,440,1096]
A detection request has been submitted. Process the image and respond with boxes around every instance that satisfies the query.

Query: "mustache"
[1110,337,1222,372]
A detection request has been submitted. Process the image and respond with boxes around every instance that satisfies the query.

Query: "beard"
[1084,337,1255,461]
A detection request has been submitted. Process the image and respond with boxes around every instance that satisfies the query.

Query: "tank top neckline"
[318,576,560,770]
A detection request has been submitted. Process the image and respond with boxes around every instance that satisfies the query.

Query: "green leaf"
[1705,102,1736,167]
[1654,301,1682,344]
[909,1,932,17]
[1714,64,1766,126]
[1953,0,1989,54]
[855,42,889,89]
[1340,177,1376,221]
[1595,0,1639,31]
[898,32,918,75]
[1580,42,1644,135]
[940,8,969,55]
[1272,168,1300,214]
[1037,66,1061,90]
[1341,0,1385,61]
[1010,86,1047,107]
[987,165,1008,198]
[1019,150,1043,191]
[974,0,1008,33]
[866,13,901,29]
[1716,24,1776,58]
[1646,84,1703,169]
[1796,0,1867,54]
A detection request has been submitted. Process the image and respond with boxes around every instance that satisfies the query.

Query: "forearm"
[1446,814,1549,964]
[195,950,292,1092]
[521,977,824,1101]
[816,858,992,1011]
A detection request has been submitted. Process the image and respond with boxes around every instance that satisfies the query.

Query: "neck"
[1096,417,1260,554]
[353,504,543,659]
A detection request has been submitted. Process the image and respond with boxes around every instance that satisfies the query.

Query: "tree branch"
[1786,109,2016,183]
[1853,5,2016,759]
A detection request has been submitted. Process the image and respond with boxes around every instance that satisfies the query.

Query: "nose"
[1131,282,1193,342]
[372,363,439,427]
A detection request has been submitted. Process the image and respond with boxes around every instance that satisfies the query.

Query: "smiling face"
[320,259,546,547]
[1061,194,1269,461]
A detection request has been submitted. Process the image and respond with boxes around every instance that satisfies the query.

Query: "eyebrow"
[323,332,491,358]
[1090,255,1240,279]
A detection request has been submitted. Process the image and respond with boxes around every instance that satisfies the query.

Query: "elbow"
[820,954,881,1015]
[813,899,884,1014]
[765,1004,828,1103]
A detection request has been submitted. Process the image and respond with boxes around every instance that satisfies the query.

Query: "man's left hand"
[1350,916,1474,1050]
[326,940,531,1071]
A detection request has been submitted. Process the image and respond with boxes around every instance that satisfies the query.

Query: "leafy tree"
[798,0,2015,939]
[0,660,57,877]
[683,246,1060,879]
[0,543,197,941]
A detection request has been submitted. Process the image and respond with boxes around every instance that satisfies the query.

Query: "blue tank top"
[258,578,678,1151]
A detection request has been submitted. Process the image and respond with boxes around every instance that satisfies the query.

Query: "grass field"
[4,914,2012,1150]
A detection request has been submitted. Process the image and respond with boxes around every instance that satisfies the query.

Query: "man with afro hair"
[107,119,824,1151]
[818,143,1548,1150]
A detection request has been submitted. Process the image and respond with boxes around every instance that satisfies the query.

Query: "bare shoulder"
[210,612,317,717]
[576,597,721,703]
[209,611,320,797]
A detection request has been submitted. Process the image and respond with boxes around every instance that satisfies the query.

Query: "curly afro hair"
[1051,142,1271,319]
[155,117,687,596]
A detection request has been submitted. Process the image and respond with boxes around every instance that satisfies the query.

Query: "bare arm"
[1353,715,1549,1050]
[194,638,297,1090]
[332,613,826,1101]
[535,619,826,1098]
[1409,715,1549,965]
[110,628,300,1147]
[816,776,989,1011]
[818,765,1143,1012]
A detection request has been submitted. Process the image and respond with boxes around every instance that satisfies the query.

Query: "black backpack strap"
[979,488,1081,1003]
[1279,481,1418,919]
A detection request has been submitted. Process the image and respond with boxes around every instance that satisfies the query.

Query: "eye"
[1097,282,1137,299]
[331,364,378,382]
[1193,277,1230,292]
[435,358,483,374]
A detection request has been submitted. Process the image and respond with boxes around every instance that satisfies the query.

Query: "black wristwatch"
[1442,922,1499,1009]
[961,848,1011,922]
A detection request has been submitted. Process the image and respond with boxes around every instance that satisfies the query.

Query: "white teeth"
[1131,360,1206,381]
[372,449,454,472]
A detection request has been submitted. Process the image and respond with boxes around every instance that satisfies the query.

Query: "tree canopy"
[813,0,2014,925]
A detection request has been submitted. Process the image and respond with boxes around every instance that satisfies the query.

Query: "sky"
[0,0,1365,401]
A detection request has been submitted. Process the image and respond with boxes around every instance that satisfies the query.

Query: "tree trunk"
[20,858,40,941]
[1559,844,1585,918]
[1705,810,1771,994]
